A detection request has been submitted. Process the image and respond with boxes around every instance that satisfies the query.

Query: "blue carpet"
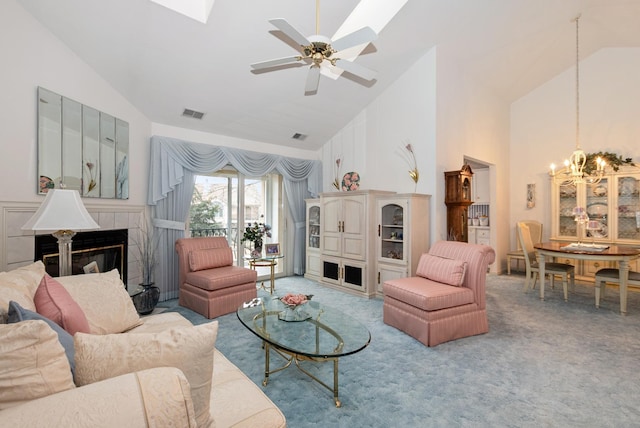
[158,274,640,427]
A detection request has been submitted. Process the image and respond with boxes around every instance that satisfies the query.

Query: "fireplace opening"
[35,229,128,283]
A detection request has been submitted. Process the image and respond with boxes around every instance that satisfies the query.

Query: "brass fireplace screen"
[35,229,127,283]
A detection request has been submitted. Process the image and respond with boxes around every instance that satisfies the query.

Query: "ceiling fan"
[250,0,378,95]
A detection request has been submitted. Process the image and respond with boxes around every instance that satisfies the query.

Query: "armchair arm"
[1,367,197,428]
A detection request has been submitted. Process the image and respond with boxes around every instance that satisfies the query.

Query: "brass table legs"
[262,342,342,407]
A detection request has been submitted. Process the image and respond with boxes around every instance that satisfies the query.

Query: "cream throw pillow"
[0,320,75,410]
[74,321,218,428]
[55,269,142,334]
[0,261,46,323]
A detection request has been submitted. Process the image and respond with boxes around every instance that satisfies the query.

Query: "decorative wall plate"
[592,185,607,197]
[342,172,360,191]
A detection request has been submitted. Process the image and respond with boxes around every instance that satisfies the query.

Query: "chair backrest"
[516,222,537,273]
[175,237,230,287]
[428,241,496,310]
[515,220,542,250]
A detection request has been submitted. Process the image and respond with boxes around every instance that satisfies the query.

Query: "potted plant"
[241,215,272,257]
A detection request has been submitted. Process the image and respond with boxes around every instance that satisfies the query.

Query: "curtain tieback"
[153,219,185,230]
[295,221,305,229]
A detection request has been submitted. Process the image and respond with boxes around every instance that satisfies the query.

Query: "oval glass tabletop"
[237,297,371,359]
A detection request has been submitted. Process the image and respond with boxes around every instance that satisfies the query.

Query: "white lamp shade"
[22,189,100,232]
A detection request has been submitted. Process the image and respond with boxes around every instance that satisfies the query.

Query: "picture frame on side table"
[265,243,280,256]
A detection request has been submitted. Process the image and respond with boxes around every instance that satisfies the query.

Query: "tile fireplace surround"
[0,201,145,288]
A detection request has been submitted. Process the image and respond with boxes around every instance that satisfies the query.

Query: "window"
[189,167,283,276]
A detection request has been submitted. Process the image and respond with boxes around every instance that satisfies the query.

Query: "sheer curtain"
[148,136,322,299]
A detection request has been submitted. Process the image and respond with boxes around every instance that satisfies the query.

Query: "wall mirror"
[37,87,129,199]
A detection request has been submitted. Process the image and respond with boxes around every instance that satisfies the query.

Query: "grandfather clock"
[444,164,473,242]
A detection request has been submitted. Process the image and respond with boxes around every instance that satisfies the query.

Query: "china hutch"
[304,199,322,281]
[375,194,430,294]
[305,190,430,297]
[551,166,640,278]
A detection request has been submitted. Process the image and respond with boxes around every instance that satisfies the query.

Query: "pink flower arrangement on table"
[280,293,313,308]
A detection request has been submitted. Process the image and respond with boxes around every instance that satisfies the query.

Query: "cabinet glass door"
[380,203,404,261]
[308,205,320,248]
[616,175,640,240]
[585,178,609,240]
[557,184,578,238]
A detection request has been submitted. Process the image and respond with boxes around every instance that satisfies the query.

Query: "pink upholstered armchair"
[175,237,257,319]
[383,241,496,347]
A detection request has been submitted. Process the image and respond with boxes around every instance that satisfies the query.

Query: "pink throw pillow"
[416,254,468,287]
[34,274,90,335]
[188,247,233,272]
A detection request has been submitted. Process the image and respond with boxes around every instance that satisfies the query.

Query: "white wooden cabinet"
[469,226,490,245]
[304,199,322,281]
[375,194,430,294]
[319,190,392,296]
[551,166,640,280]
[473,168,490,204]
[321,194,367,260]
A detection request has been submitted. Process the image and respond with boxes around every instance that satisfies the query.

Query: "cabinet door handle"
[378,224,381,236]
[377,272,380,284]
[594,262,600,268]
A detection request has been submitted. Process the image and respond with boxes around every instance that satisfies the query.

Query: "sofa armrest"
[0,367,197,428]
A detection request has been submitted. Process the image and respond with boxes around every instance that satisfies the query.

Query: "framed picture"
[265,243,280,256]
[83,261,100,274]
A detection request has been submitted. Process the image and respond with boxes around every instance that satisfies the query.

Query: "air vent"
[292,133,307,140]
[182,108,205,120]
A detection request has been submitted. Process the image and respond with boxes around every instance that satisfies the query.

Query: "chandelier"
[549,14,605,186]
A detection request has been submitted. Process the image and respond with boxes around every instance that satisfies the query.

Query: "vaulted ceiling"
[16,0,640,151]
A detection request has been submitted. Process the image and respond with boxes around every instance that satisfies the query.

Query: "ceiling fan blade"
[305,65,321,94]
[269,18,311,47]
[331,26,377,52]
[251,56,302,70]
[334,59,376,81]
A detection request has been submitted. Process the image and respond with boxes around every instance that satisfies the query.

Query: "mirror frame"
[37,87,129,199]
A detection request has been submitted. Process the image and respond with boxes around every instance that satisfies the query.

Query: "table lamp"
[22,189,100,276]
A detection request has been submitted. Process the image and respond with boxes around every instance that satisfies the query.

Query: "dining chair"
[507,220,542,274]
[594,268,640,310]
[517,221,575,301]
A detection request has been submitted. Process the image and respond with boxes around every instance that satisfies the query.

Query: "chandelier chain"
[548,13,605,187]
[575,14,580,150]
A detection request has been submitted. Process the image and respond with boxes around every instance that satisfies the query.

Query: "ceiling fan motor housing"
[305,35,334,64]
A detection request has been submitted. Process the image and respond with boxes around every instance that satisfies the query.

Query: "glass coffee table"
[237,296,371,407]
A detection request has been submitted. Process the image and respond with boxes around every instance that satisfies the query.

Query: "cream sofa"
[0,261,285,428]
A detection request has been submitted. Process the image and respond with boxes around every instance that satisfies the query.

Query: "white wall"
[0,0,152,205]
[321,47,512,273]
[321,49,438,241]
[436,50,511,272]
[152,123,319,160]
[510,48,640,249]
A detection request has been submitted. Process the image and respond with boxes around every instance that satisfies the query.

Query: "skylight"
[149,0,215,24]
[323,0,408,80]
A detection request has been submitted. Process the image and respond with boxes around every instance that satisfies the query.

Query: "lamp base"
[52,230,76,277]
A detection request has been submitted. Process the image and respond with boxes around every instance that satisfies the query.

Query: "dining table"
[534,241,640,314]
